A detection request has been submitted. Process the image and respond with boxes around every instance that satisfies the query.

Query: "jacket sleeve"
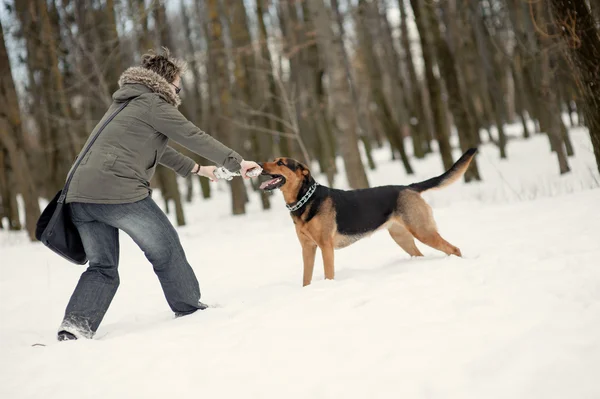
[151,98,242,171]
[159,146,196,177]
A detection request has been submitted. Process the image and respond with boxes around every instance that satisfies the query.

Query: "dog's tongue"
[260,177,280,190]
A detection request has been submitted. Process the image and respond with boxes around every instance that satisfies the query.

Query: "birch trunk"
[307,0,369,189]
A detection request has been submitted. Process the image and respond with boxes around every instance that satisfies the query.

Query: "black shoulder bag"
[35,100,131,265]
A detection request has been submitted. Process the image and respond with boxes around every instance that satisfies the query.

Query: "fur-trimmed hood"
[117,66,181,107]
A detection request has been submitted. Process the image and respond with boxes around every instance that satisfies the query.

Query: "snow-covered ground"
[1,126,600,399]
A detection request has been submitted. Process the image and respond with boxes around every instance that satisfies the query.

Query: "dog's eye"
[277,160,284,166]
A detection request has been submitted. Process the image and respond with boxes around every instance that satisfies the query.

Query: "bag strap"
[59,99,132,203]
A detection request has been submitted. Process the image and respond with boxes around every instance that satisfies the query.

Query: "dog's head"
[259,158,312,196]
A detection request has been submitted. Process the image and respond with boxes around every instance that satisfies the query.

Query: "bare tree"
[409,0,454,170]
[355,0,412,174]
[470,2,508,159]
[550,0,600,174]
[207,0,248,215]
[330,0,376,171]
[424,0,481,181]
[146,0,187,225]
[255,0,294,159]
[533,1,570,174]
[0,18,40,239]
[297,0,339,184]
[181,0,212,200]
[227,0,272,209]
[397,0,432,157]
[15,0,79,194]
[307,0,369,189]
[1,0,596,237]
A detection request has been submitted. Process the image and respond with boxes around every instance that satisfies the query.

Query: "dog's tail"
[409,148,477,193]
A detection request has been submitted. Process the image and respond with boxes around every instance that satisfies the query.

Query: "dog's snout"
[258,162,269,175]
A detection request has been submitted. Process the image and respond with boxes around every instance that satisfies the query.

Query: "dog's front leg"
[298,233,317,286]
[321,241,335,281]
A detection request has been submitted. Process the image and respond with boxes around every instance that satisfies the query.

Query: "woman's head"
[140,47,186,87]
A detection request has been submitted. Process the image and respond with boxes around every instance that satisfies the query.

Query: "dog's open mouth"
[259,175,286,191]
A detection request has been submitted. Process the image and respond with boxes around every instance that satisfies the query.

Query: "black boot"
[175,301,209,318]
[57,330,78,341]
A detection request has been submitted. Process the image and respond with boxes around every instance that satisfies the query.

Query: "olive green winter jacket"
[65,66,242,204]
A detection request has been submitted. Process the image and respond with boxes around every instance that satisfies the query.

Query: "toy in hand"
[213,166,262,181]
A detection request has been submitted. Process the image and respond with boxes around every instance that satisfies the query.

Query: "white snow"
[1,125,600,399]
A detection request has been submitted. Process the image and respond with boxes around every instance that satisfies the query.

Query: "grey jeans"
[61,197,202,337]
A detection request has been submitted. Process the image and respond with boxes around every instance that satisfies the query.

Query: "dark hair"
[140,47,187,83]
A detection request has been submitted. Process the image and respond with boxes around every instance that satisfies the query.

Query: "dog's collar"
[286,183,318,212]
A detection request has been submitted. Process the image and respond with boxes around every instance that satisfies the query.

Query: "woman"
[58,49,260,341]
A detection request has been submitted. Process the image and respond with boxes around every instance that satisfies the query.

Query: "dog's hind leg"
[399,191,462,257]
[388,223,423,257]
[413,230,462,257]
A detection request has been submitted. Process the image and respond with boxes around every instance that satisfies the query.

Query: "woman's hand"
[197,165,218,181]
[239,160,262,179]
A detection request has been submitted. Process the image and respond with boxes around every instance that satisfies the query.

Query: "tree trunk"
[256,0,293,158]
[181,1,212,201]
[307,0,369,189]
[535,1,570,174]
[16,0,79,194]
[353,0,411,172]
[510,52,531,139]
[300,0,338,183]
[130,0,153,52]
[154,0,174,49]
[0,148,21,230]
[102,0,123,94]
[443,0,481,144]
[182,0,203,126]
[456,1,494,137]
[0,17,41,239]
[0,149,4,229]
[0,149,6,229]
[424,0,480,182]
[150,1,187,223]
[589,0,600,22]
[397,0,431,158]
[373,0,417,173]
[471,6,508,159]
[40,0,79,163]
[72,1,112,128]
[331,0,377,171]
[409,0,454,170]
[207,0,247,214]
[549,0,600,174]
[228,0,271,210]
[505,0,538,135]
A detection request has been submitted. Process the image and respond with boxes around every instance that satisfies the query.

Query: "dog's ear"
[299,163,311,176]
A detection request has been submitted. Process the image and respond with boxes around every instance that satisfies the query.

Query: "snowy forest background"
[1,0,599,238]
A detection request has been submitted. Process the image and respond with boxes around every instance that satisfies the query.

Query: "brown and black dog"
[259,148,477,286]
